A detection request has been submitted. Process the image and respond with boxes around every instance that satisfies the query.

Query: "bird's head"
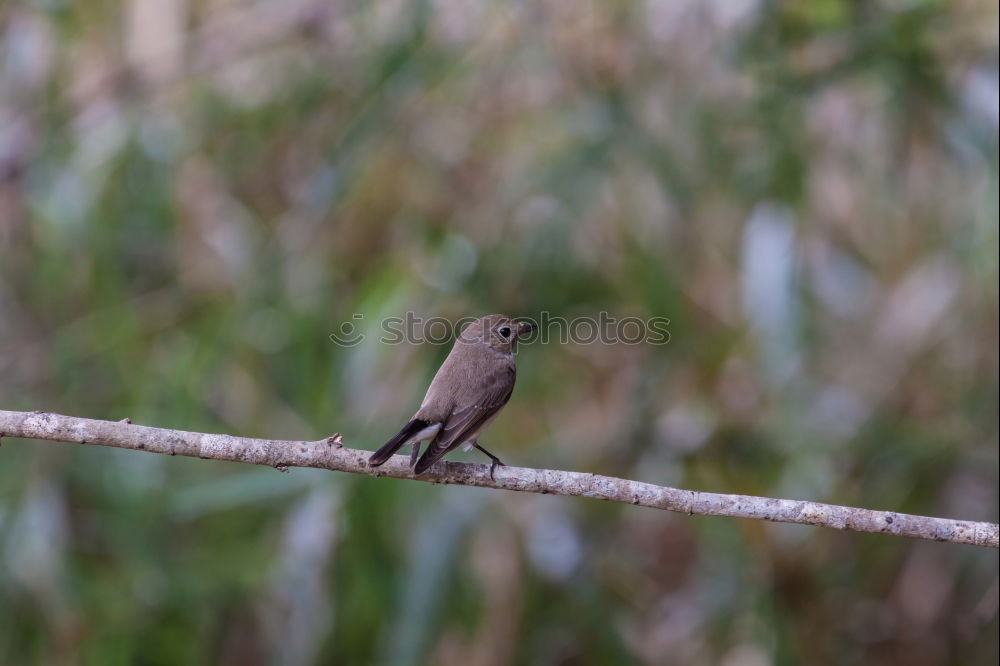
[459,314,536,355]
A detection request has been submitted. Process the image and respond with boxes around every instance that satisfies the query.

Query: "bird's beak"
[515,321,537,339]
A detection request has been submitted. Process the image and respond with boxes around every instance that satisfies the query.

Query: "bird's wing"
[414,365,515,474]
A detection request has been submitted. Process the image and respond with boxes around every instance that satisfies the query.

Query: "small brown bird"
[369,314,534,478]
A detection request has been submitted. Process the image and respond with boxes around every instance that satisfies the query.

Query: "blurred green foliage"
[0,0,997,664]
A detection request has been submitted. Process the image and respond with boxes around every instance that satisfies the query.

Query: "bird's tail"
[368,419,430,467]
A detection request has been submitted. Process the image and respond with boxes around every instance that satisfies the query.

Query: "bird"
[368,314,534,479]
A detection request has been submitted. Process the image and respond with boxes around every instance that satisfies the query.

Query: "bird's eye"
[498,326,511,338]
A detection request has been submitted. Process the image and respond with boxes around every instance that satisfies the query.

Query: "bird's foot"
[488,458,506,481]
[473,443,506,481]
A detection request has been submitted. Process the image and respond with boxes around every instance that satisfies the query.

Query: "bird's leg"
[472,441,506,481]
[409,441,421,469]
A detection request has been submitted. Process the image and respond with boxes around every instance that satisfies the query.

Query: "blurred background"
[1,0,997,664]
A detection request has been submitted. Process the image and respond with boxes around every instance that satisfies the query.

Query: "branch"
[1,410,996,549]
